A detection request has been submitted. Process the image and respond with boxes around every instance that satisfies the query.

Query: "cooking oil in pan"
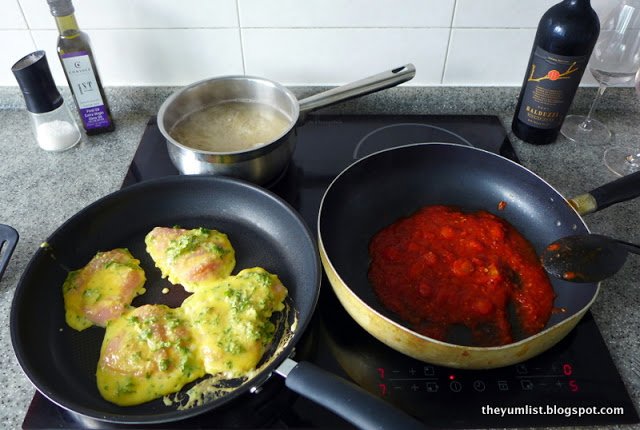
[169,100,291,153]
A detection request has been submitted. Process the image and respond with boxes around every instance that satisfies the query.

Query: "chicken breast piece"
[181,267,288,377]
[62,248,146,331]
[96,304,205,406]
[145,227,235,293]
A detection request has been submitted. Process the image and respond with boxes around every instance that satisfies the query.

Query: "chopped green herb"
[116,380,136,396]
[159,359,171,372]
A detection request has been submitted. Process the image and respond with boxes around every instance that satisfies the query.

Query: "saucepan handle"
[297,64,416,115]
[569,170,640,215]
[0,224,19,281]
[277,358,425,430]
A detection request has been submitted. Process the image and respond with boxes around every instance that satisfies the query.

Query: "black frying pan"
[318,143,640,369]
[10,175,425,429]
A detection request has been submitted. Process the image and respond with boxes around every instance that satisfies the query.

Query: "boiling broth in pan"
[169,101,291,153]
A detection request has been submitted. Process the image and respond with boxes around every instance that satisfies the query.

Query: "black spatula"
[0,224,18,281]
[541,233,640,283]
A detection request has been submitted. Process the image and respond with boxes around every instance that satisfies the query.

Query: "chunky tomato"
[368,205,555,347]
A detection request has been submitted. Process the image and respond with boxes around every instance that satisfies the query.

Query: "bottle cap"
[11,51,63,114]
[47,0,74,17]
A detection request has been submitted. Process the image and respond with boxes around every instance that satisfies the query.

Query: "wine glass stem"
[580,82,608,131]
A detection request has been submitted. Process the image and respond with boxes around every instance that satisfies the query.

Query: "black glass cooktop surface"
[22,114,638,429]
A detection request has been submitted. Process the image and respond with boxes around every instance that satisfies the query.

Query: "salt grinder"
[11,50,81,151]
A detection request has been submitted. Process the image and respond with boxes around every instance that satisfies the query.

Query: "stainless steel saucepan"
[157,64,416,185]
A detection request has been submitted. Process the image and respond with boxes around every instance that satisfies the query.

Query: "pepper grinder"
[11,50,81,151]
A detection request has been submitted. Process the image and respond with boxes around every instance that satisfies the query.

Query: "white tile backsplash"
[445,29,536,86]
[238,0,454,28]
[30,29,244,86]
[2,31,38,87]
[242,28,448,85]
[454,0,559,28]
[453,0,613,29]
[20,0,238,29]
[1,0,28,29]
[0,0,628,86]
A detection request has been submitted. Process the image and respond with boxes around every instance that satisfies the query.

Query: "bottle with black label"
[47,0,115,135]
[512,0,599,145]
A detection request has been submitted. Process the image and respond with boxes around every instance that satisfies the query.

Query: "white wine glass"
[603,67,640,175]
[561,0,640,144]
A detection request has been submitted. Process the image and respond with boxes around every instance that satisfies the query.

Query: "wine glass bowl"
[603,66,640,175]
[561,0,640,144]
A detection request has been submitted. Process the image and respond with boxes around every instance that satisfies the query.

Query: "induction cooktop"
[22,114,639,429]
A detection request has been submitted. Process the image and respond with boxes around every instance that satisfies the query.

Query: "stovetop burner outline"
[353,122,474,159]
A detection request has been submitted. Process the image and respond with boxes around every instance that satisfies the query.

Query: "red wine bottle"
[512,0,599,145]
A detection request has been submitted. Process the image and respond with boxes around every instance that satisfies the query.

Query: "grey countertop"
[0,85,639,429]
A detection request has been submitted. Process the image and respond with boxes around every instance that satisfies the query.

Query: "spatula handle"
[569,170,640,215]
[0,224,19,281]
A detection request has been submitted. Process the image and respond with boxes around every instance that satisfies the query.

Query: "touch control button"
[521,380,534,390]
[473,380,486,392]
[426,382,439,393]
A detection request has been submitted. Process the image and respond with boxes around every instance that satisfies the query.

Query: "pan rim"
[317,142,600,352]
[157,74,300,157]
[10,175,321,424]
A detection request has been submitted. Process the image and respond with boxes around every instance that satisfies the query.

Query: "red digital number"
[569,380,579,392]
[377,367,385,379]
[562,363,573,376]
[378,383,388,397]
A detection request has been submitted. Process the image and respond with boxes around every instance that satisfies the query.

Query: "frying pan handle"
[569,170,640,215]
[277,358,425,430]
[0,224,19,281]
[297,64,416,116]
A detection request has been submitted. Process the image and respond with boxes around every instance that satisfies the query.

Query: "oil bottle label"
[517,47,588,130]
[61,51,111,130]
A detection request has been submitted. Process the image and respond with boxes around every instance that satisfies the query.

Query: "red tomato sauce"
[368,205,555,347]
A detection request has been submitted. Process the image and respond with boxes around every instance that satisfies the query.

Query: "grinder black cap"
[11,51,63,114]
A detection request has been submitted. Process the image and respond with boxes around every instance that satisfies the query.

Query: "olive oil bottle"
[47,0,115,135]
